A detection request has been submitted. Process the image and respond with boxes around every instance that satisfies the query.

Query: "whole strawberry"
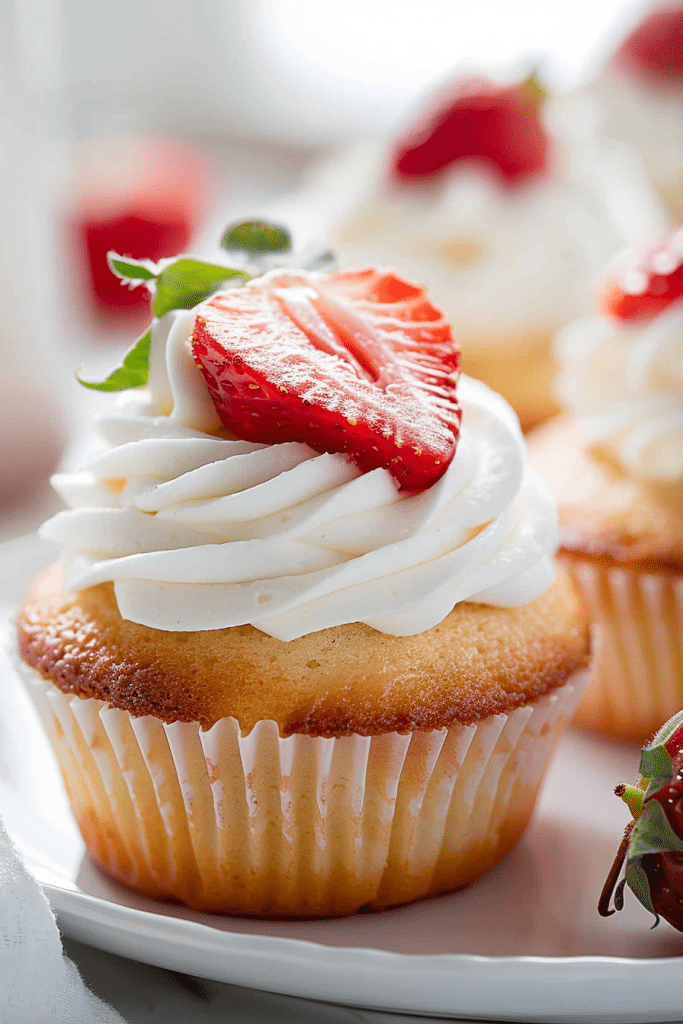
[613,3,683,84]
[390,75,550,186]
[600,228,683,322]
[599,710,683,931]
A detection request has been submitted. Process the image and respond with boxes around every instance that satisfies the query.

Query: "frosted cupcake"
[580,2,683,222]
[299,74,666,432]
[528,228,683,744]
[16,246,591,916]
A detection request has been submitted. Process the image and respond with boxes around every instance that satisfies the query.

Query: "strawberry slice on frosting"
[601,228,683,322]
[191,267,461,492]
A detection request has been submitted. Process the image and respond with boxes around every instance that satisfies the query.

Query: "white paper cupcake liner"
[19,662,587,917]
[565,559,683,744]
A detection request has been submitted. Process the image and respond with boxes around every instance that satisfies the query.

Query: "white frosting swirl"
[582,67,683,218]
[555,297,683,484]
[41,307,557,640]
[291,136,666,337]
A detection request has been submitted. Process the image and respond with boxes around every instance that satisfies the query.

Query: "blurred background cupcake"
[528,228,683,744]
[572,1,683,223]
[289,71,666,432]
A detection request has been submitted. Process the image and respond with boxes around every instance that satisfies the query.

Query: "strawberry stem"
[598,819,635,917]
[616,783,645,821]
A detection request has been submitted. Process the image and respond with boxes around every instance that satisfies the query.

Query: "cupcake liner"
[565,559,683,744]
[19,662,587,917]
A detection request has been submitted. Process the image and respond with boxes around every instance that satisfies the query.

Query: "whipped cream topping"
[291,136,666,338]
[555,296,683,484]
[40,304,557,641]
[583,67,683,216]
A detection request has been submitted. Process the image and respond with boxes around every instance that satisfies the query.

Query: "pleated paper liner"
[566,560,683,745]
[19,662,587,918]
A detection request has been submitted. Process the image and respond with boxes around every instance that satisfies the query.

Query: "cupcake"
[528,228,683,745]
[600,708,683,931]
[296,74,666,432]
[579,2,683,222]
[15,248,591,917]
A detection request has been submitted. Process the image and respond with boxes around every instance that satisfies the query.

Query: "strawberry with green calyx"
[390,73,550,186]
[191,266,461,492]
[600,228,683,323]
[599,710,683,930]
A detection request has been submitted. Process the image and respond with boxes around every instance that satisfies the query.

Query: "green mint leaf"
[152,258,249,318]
[79,254,250,394]
[107,252,159,283]
[221,220,291,256]
[77,329,151,392]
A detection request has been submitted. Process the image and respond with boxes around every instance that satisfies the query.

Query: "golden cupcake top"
[18,562,589,734]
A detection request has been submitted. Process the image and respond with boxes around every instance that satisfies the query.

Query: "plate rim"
[39,880,683,969]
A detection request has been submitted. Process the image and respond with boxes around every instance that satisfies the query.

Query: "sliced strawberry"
[613,3,683,83]
[191,267,461,491]
[390,75,549,185]
[600,229,683,321]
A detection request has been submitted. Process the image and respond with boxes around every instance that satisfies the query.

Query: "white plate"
[2,534,683,1023]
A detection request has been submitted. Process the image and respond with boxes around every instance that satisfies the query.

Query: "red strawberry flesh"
[191,267,461,491]
[666,722,683,761]
[613,4,683,83]
[600,229,683,322]
[644,745,683,930]
[641,852,683,930]
[391,76,550,185]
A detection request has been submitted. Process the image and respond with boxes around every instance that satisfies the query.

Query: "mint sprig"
[221,219,291,256]
[78,253,250,393]
[78,329,151,392]
[108,254,158,282]
[151,258,246,318]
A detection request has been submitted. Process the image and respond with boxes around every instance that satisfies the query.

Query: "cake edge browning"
[17,562,591,736]
[527,415,683,574]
